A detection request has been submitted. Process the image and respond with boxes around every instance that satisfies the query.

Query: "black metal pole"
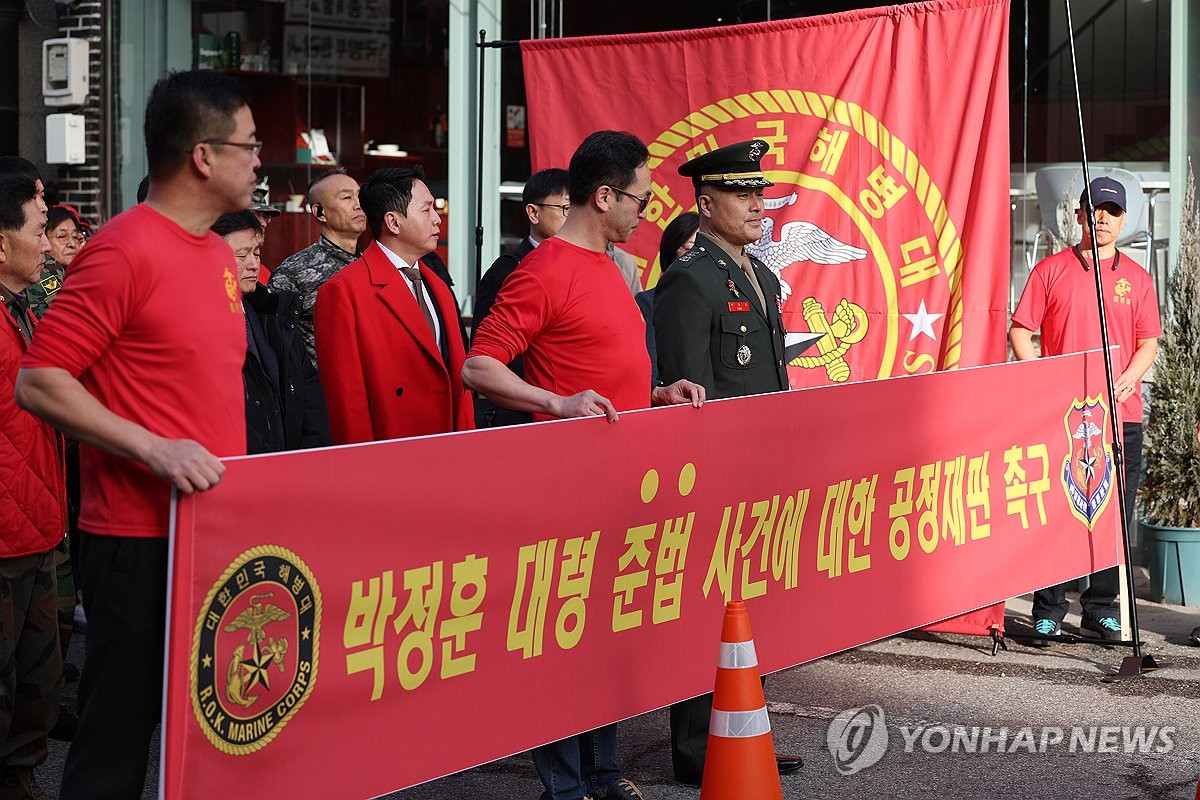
[474,29,487,296]
[472,35,522,298]
[1063,0,1154,677]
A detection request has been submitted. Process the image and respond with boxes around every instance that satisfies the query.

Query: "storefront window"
[189,0,449,265]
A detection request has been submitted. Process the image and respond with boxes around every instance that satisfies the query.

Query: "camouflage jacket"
[26,258,67,320]
[266,236,359,367]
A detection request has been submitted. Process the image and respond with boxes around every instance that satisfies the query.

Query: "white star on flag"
[903,299,944,341]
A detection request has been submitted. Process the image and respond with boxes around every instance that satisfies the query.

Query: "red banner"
[522,0,1010,387]
[163,351,1120,799]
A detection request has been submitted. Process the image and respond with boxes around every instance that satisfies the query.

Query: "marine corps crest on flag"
[522,0,1010,387]
[190,546,320,755]
[1060,396,1115,531]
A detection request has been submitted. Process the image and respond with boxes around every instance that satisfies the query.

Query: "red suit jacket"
[314,240,473,443]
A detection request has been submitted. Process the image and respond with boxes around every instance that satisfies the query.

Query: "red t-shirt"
[468,236,651,420]
[1011,247,1161,423]
[22,203,247,538]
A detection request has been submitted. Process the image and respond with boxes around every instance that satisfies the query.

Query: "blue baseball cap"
[1079,177,1127,213]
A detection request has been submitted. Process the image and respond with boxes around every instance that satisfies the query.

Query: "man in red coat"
[0,165,66,800]
[315,166,472,443]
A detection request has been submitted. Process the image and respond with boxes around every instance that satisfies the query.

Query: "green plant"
[1141,162,1200,526]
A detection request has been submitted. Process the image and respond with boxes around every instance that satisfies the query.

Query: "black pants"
[1033,422,1141,624]
[60,533,167,800]
[670,674,770,783]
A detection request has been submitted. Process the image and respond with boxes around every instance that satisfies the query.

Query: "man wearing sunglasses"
[464,130,704,800]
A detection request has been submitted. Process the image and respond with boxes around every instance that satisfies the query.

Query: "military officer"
[654,139,792,400]
[653,139,804,785]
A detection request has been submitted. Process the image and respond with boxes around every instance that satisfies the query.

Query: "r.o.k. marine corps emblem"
[191,546,321,755]
[1060,397,1114,531]
[639,90,972,388]
[223,266,241,313]
[1113,277,1133,306]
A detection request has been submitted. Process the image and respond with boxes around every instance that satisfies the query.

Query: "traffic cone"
[700,600,783,800]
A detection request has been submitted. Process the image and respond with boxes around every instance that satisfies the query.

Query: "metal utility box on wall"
[43,38,90,108]
[46,114,86,165]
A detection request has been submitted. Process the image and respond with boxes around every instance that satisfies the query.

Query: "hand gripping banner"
[522,0,1011,387]
[163,350,1121,799]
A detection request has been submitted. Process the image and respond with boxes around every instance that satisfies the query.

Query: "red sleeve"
[314,278,374,445]
[1134,272,1162,340]
[1010,264,1048,333]
[467,267,553,364]
[22,237,141,375]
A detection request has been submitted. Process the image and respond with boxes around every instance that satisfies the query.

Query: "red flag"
[522,0,1011,386]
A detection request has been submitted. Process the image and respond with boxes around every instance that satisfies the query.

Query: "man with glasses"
[471,167,570,427]
[464,130,704,800]
[25,206,82,320]
[17,70,258,799]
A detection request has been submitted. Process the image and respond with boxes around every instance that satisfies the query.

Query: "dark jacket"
[654,232,789,399]
[242,286,332,454]
[470,237,536,428]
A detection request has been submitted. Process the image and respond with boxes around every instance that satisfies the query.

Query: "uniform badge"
[191,545,321,755]
[776,295,784,314]
[737,344,752,365]
[727,279,740,298]
[728,301,750,312]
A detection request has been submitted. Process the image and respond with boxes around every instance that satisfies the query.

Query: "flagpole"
[1055,0,1157,679]
[473,33,521,295]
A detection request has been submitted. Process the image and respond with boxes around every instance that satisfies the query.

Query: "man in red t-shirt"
[1010,176,1161,645]
[464,131,704,800]
[16,71,258,799]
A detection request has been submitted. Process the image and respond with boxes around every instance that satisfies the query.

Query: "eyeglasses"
[532,202,570,217]
[605,185,651,214]
[51,232,85,245]
[196,140,264,156]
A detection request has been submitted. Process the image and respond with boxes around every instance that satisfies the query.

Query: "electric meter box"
[43,38,89,108]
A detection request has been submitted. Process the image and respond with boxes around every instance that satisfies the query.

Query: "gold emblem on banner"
[641,89,969,385]
[190,545,321,755]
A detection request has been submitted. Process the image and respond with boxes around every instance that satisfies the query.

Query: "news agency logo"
[896,723,1176,756]
[826,707,1177,775]
[826,704,889,775]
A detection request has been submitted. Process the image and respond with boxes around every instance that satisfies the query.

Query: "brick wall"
[50,0,104,226]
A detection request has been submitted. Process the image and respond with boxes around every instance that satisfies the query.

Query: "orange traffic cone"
[699,601,784,800]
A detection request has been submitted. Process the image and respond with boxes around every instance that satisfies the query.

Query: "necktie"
[400,266,437,338]
[739,258,768,315]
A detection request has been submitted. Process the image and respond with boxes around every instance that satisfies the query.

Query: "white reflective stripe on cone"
[717,640,758,669]
[709,707,771,738]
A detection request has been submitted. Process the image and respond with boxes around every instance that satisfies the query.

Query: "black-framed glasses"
[196,140,264,156]
[605,185,651,213]
[532,202,570,217]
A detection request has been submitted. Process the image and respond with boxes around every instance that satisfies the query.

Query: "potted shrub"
[1140,163,1200,607]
